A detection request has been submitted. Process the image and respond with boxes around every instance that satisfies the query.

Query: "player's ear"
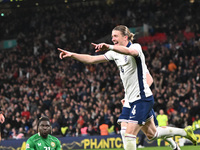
[50,126,52,134]
[124,35,128,41]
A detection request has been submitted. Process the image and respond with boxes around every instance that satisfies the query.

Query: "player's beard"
[40,130,51,138]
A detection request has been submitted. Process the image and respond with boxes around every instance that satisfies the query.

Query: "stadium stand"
[0,0,200,140]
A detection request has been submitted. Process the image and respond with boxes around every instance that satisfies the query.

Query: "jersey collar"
[126,41,131,48]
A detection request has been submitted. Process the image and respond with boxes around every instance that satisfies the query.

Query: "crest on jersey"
[51,142,56,147]
[26,144,30,148]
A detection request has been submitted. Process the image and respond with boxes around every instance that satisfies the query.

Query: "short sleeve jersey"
[26,133,61,150]
[104,43,152,102]
[156,114,168,127]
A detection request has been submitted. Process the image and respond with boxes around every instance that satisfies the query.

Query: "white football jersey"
[104,43,152,102]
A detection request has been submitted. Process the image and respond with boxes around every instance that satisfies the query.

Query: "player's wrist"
[70,52,76,58]
[109,45,114,50]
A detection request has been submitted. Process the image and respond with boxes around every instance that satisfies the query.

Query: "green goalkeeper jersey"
[26,133,61,150]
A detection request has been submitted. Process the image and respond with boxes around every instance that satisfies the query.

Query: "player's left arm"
[92,43,139,56]
[146,72,153,87]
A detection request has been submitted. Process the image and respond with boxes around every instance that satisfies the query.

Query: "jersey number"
[131,105,136,115]
[44,147,50,150]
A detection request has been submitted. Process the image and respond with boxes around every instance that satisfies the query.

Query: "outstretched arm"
[58,48,107,64]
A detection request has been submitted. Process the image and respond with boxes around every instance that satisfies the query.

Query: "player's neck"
[38,132,48,138]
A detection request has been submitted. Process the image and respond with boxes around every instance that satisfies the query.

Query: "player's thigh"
[141,118,157,139]
[121,122,128,128]
[126,122,142,135]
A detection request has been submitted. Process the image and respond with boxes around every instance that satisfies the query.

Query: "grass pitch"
[136,145,200,150]
[93,145,200,150]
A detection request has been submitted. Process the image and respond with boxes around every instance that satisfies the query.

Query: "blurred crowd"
[0,0,200,140]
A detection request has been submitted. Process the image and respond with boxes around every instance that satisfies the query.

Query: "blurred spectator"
[190,101,200,120]
[16,127,25,139]
[99,123,109,136]
[93,117,100,135]
[168,60,177,72]
[184,112,193,127]
[75,127,81,137]
[77,115,85,128]
[192,115,200,131]
[108,116,116,135]
[65,124,75,137]
[44,109,52,121]
[51,116,60,135]
[68,112,77,126]
[156,109,168,146]
[80,123,88,136]
[87,123,96,136]
[2,123,12,139]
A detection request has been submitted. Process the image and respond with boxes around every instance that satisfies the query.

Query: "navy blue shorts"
[118,95,157,125]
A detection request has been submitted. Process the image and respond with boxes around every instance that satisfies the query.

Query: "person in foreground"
[58,25,197,150]
[120,72,181,150]
[26,116,61,150]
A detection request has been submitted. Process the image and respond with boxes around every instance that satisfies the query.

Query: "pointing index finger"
[91,43,99,49]
[91,43,98,48]
[91,43,96,46]
[57,48,66,52]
